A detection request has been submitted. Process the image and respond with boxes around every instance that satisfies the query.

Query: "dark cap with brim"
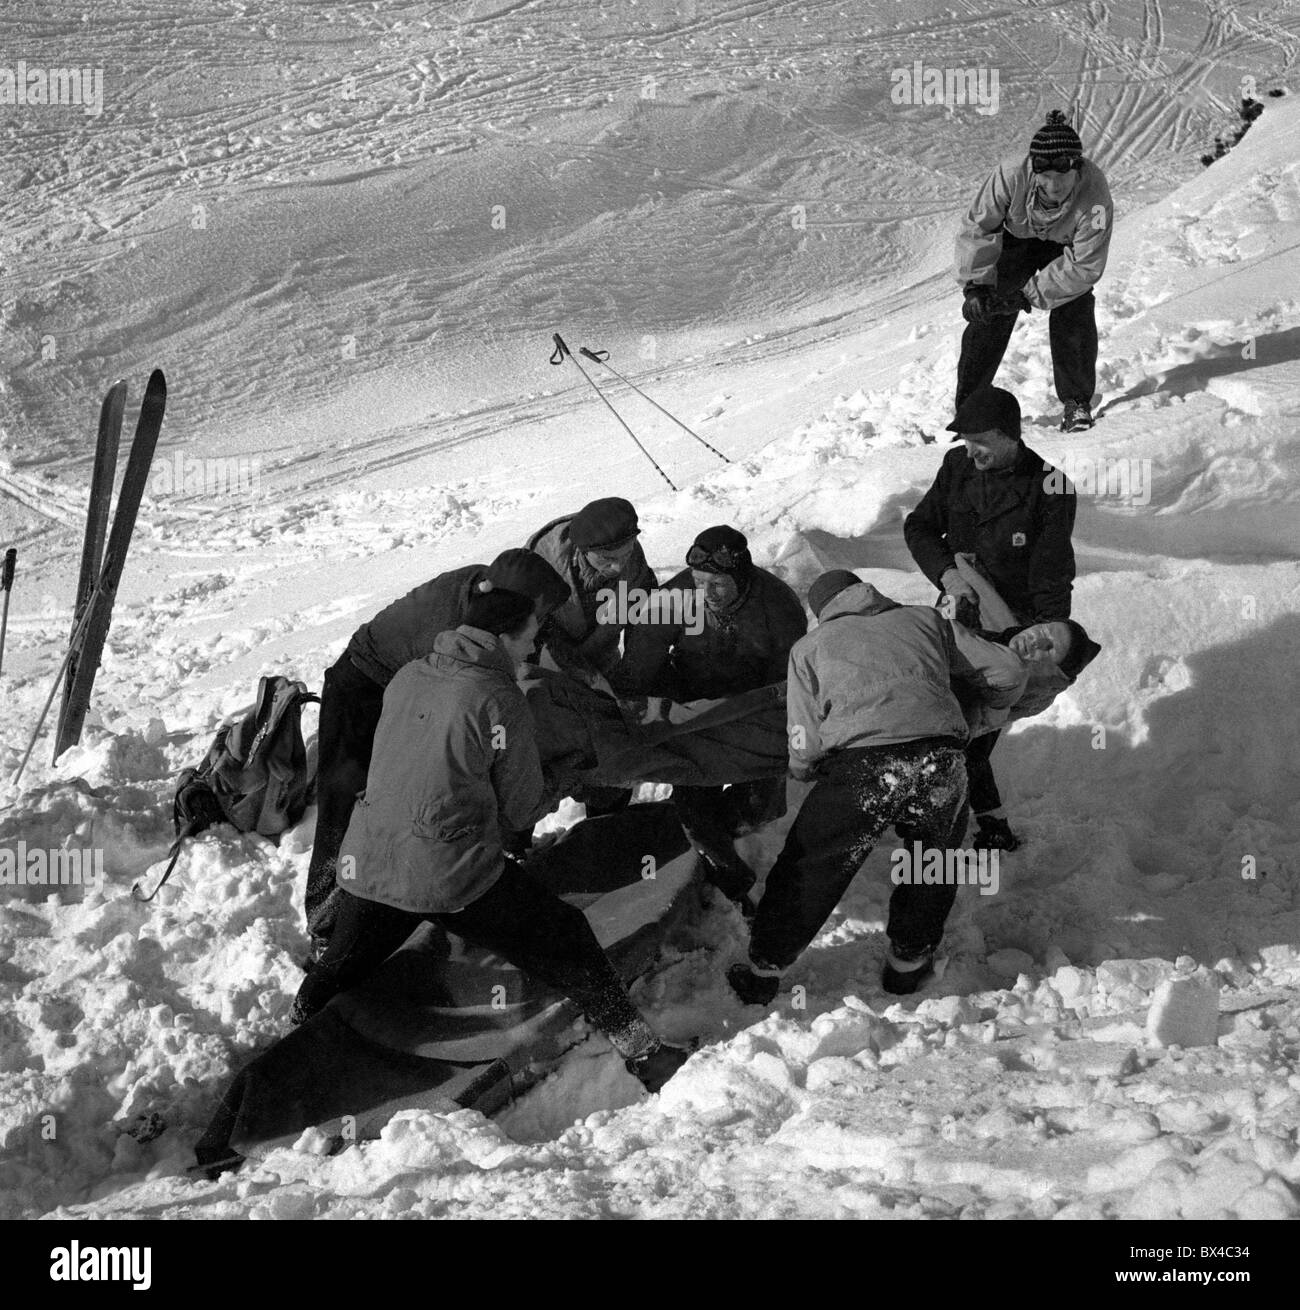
[946,386,1022,442]
[807,569,861,619]
[570,497,641,550]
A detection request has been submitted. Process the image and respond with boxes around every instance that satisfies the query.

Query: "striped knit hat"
[1029,109,1083,163]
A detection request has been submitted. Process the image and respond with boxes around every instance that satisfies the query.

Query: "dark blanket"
[518,669,789,790]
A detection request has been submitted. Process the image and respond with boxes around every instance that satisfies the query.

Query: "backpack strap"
[132,816,207,902]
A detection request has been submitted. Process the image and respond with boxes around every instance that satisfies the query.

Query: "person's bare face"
[1036,168,1078,205]
[584,540,636,579]
[499,612,541,668]
[1009,621,1073,666]
[692,568,740,611]
[962,429,1020,471]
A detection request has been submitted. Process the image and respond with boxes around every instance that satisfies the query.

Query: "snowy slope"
[2,1,1300,1220]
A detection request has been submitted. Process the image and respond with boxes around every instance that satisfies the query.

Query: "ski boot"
[881,944,937,996]
[972,813,1021,852]
[626,1042,692,1093]
[1061,399,1094,432]
[726,961,781,1007]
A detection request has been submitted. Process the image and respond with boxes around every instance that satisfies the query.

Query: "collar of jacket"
[430,625,518,678]
[958,443,1044,518]
[816,581,900,625]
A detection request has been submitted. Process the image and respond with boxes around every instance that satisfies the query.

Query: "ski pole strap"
[549,333,571,365]
[578,347,610,363]
[1,548,14,591]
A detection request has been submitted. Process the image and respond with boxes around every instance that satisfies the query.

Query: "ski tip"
[146,368,167,396]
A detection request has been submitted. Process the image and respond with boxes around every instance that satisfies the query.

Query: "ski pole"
[0,548,15,678]
[578,347,731,463]
[550,334,678,491]
[11,552,114,788]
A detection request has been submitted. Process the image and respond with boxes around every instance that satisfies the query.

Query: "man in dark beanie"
[294,586,690,1093]
[526,497,658,689]
[305,549,570,944]
[727,572,1009,1006]
[622,525,808,908]
[955,108,1113,432]
[905,390,1077,849]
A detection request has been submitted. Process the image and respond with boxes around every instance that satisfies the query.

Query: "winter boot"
[727,961,781,1007]
[972,813,1021,851]
[625,1042,692,1093]
[1061,400,1094,432]
[881,944,937,996]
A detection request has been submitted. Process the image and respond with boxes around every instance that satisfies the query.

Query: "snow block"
[1096,958,1178,995]
[1145,973,1220,1048]
[195,803,700,1172]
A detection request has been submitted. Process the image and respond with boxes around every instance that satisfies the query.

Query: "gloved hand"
[992,286,1033,315]
[502,826,534,860]
[961,283,997,325]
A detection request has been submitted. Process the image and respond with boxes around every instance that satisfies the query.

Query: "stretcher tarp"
[519,668,790,790]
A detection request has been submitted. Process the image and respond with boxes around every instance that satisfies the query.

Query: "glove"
[502,827,534,860]
[961,284,996,325]
[991,286,1032,315]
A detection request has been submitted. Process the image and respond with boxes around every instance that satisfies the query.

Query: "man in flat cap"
[904,385,1077,851]
[526,497,658,689]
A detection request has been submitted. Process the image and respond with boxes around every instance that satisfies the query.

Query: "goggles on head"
[687,543,744,572]
[1032,154,1082,175]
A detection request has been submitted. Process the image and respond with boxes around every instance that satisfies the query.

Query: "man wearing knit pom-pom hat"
[955,108,1113,433]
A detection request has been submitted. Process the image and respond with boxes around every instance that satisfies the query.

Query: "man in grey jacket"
[294,586,690,1092]
[305,549,569,941]
[728,572,1022,1004]
[955,109,1113,432]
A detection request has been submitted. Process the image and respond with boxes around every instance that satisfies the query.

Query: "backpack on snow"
[133,676,320,902]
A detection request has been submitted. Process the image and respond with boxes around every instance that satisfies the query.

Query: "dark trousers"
[964,730,1002,815]
[304,654,386,933]
[956,232,1098,407]
[292,865,646,1049]
[673,777,784,899]
[749,741,969,970]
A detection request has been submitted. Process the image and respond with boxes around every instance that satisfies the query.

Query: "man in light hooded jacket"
[292,586,690,1093]
[955,109,1113,432]
[728,572,1023,1004]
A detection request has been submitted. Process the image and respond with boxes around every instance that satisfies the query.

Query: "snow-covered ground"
[2,1,1299,1221]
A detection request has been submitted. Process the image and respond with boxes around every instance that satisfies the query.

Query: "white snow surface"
[1,1,1299,1220]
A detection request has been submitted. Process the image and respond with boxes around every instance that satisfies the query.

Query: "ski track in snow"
[1,1,1300,1222]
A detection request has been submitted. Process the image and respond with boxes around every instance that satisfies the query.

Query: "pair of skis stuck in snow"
[10,371,167,787]
[550,335,730,491]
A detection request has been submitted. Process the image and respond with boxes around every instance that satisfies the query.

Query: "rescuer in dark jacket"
[904,385,1078,853]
